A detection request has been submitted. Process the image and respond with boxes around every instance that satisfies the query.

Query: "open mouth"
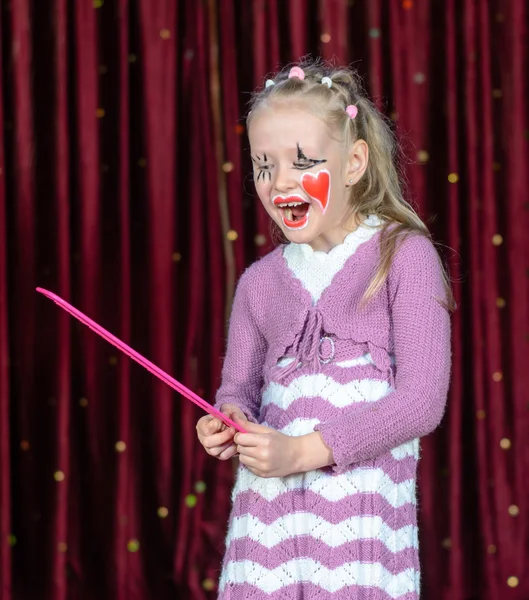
[272,195,311,230]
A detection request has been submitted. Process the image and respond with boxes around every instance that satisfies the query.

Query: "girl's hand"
[232,416,303,478]
[196,404,248,461]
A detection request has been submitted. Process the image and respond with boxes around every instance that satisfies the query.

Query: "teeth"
[277,201,305,207]
[284,208,293,221]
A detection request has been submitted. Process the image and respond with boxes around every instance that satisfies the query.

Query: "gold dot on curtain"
[234,123,245,135]
[79,397,88,408]
[138,158,147,167]
[172,252,182,262]
[496,297,506,309]
[115,441,127,453]
[58,542,67,553]
[160,29,171,39]
[403,0,413,8]
[109,356,118,366]
[227,230,238,241]
[492,89,502,99]
[8,534,17,547]
[157,506,169,518]
[93,0,104,7]
[448,173,459,183]
[508,505,519,517]
[492,162,501,172]
[195,481,207,494]
[202,578,216,591]
[320,33,331,43]
[390,111,399,121]
[492,234,503,246]
[496,12,504,22]
[254,234,267,247]
[492,371,503,382]
[487,544,497,554]
[185,494,198,508]
[369,28,381,38]
[128,54,137,63]
[441,538,452,549]
[20,440,30,451]
[417,150,429,163]
[476,409,486,420]
[507,576,519,588]
[127,539,140,552]
[500,438,511,450]
[96,108,105,118]
[101,164,109,173]
[413,72,426,84]
[54,471,65,482]
[98,65,108,75]
[222,161,234,173]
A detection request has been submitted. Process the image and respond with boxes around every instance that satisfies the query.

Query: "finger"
[207,417,224,435]
[203,428,236,449]
[234,433,266,447]
[218,443,239,461]
[238,453,259,469]
[232,417,270,434]
[208,440,236,457]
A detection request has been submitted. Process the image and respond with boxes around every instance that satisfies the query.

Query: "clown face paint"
[301,168,331,214]
[248,103,362,252]
[272,194,311,230]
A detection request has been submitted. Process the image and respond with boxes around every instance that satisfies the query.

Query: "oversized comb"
[36,287,246,433]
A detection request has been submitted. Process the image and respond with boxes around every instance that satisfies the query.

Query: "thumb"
[233,416,270,434]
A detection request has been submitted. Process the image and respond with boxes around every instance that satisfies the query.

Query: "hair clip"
[265,79,275,88]
[346,105,358,119]
[321,76,332,88]
[288,66,305,80]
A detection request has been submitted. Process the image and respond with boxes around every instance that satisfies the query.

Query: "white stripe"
[262,417,321,436]
[220,559,417,596]
[335,353,375,368]
[391,439,420,460]
[226,513,418,552]
[233,465,416,507]
[262,375,391,410]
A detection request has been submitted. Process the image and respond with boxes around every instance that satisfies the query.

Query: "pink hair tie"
[346,105,358,119]
[288,66,305,80]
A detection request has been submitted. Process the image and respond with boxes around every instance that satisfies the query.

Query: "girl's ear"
[345,139,368,187]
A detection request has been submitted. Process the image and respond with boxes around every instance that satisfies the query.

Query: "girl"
[196,59,453,599]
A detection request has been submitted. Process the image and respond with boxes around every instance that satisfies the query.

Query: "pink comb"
[36,287,246,433]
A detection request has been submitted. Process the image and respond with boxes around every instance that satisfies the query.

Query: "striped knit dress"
[215,216,451,599]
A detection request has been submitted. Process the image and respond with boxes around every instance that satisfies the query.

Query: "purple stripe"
[220,582,418,600]
[223,537,419,573]
[261,396,374,428]
[231,490,417,528]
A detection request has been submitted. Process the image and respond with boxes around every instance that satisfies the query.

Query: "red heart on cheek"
[301,169,330,213]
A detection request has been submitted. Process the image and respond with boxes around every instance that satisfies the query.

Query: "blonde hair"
[247,58,455,311]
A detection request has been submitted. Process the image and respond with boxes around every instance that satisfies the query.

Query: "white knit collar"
[283,215,383,304]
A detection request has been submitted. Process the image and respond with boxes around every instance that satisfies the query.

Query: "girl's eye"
[255,164,272,182]
[293,161,317,170]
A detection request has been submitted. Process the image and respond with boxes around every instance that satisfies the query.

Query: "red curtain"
[1,1,528,598]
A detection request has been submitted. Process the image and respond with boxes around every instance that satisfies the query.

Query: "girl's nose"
[273,166,297,194]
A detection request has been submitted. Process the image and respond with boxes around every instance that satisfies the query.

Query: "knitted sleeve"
[315,234,452,471]
[214,269,267,423]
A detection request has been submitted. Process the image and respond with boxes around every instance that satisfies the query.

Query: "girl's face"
[248,103,367,252]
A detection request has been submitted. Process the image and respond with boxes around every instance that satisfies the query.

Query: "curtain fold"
[1,1,527,598]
